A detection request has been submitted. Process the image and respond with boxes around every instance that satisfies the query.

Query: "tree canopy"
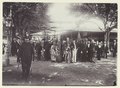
[70,3,117,32]
[3,2,50,37]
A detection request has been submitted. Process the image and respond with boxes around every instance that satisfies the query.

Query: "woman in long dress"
[65,43,72,63]
[50,42,57,62]
[72,40,77,63]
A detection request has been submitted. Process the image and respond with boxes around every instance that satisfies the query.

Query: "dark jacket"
[96,45,102,55]
[86,43,94,55]
[20,42,34,62]
[112,43,117,52]
[35,43,42,54]
[103,45,108,53]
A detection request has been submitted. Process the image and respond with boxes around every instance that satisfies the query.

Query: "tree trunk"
[5,28,11,66]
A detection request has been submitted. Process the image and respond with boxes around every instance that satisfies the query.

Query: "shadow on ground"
[3,70,66,86]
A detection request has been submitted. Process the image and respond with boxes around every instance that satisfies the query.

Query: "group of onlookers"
[3,37,117,63]
[49,38,117,63]
[2,37,117,81]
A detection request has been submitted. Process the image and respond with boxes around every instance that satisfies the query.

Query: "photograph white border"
[0,0,120,88]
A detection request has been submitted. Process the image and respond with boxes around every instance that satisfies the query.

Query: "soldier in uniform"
[82,40,87,62]
[19,37,34,81]
[96,42,102,60]
[44,41,51,61]
[16,37,22,63]
[11,38,18,56]
[103,42,108,58]
[76,40,81,62]
[62,40,67,61]
[35,41,42,61]
[86,40,95,62]
[112,40,117,57]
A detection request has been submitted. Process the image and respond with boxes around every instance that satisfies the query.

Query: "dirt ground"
[2,55,116,86]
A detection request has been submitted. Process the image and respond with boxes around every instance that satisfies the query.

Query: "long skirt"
[51,50,57,62]
[72,49,77,63]
[51,54,56,61]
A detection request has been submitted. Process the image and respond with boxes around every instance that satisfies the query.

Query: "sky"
[47,3,104,33]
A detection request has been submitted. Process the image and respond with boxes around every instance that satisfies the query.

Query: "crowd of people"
[3,36,117,80]
[9,37,117,63]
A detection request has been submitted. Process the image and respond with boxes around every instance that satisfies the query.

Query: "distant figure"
[56,40,62,63]
[96,42,102,60]
[103,42,108,58]
[35,41,42,61]
[16,38,22,63]
[62,40,67,61]
[65,37,72,63]
[65,43,72,63]
[86,40,94,62]
[94,42,98,58]
[100,41,104,57]
[19,38,34,81]
[44,41,51,61]
[82,40,87,62]
[76,41,80,62]
[111,40,117,57]
[71,40,77,63]
[3,43,5,54]
[41,47,45,61]
[50,41,57,62]
[11,38,18,56]
[32,41,37,61]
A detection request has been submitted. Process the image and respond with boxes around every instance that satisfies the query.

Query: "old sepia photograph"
[2,2,117,86]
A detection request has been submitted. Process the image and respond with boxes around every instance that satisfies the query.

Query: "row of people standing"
[30,38,117,63]
[61,38,117,63]
[62,38,95,63]
[10,37,117,64]
[50,38,79,63]
[33,40,51,61]
[62,39,77,63]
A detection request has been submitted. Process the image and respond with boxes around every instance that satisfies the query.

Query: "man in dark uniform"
[16,38,22,63]
[44,41,51,61]
[19,38,34,80]
[77,40,83,62]
[86,40,95,62]
[112,40,117,57]
[56,40,62,62]
[102,42,108,58]
[35,41,42,61]
[82,40,87,62]
[96,42,102,60]
[11,38,18,56]
[61,40,67,61]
